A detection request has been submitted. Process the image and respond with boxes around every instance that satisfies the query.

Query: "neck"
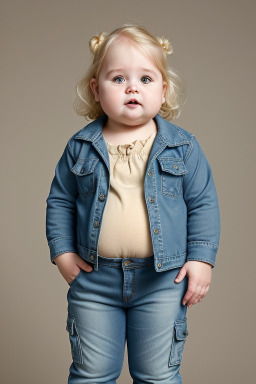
[102,118,157,143]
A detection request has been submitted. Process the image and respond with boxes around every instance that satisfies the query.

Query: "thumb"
[174,266,187,283]
[79,260,93,272]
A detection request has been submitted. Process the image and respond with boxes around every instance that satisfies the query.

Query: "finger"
[78,260,93,272]
[200,285,209,301]
[200,286,207,299]
[175,267,187,283]
[189,285,204,306]
[187,290,200,307]
[182,281,197,305]
[188,293,200,307]
[204,285,210,296]
[198,287,206,302]
[192,284,210,305]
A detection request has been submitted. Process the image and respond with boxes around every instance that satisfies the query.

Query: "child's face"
[90,37,167,127]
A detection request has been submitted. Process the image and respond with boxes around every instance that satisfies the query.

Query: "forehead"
[101,37,159,72]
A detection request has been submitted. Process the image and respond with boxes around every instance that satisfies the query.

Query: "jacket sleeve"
[45,140,78,265]
[183,134,221,268]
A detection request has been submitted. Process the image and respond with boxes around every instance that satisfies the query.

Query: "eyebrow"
[106,68,158,77]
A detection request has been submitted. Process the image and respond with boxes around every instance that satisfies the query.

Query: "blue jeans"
[66,254,189,384]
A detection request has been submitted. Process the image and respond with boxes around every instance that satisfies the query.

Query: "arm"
[174,134,221,307]
[183,134,221,268]
[45,140,78,265]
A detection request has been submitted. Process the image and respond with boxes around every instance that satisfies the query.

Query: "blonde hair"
[73,23,187,121]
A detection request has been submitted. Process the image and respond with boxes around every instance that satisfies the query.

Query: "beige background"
[1,0,255,383]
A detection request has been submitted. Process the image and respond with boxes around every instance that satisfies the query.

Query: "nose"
[126,84,139,94]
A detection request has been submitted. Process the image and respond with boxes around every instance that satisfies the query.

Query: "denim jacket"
[45,113,221,272]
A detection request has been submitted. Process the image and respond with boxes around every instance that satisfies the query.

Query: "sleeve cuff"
[186,241,219,268]
[48,237,78,265]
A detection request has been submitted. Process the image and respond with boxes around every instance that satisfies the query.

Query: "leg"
[126,266,189,384]
[66,267,126,384]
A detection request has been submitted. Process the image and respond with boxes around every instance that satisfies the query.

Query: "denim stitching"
[162,174,182,199]
[157,157,185,199]
[123,267,137,302]
[67,140,76,162]
[157,251,187,261]
[94,139,110,174]
[187,257,215,265]
[158,156,183,160]
[176,127,193,145]
[183,134,195,164]
[75,157,99,163]
[130,268,136,300]
[52,249,77,258]
[76,173,95,198]
[152,166,164,255]
[67,316,83,364]
[98,262,153,269]
[169,319,188,367]
[49,236,74,245]
[188,241,219,249]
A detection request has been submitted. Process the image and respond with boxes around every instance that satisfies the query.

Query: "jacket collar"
[74,113,190,147]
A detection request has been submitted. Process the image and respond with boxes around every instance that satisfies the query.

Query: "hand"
[54,252,93,284]
[174,260,212,308]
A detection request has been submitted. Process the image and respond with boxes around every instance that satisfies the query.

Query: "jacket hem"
[76,244,188,272]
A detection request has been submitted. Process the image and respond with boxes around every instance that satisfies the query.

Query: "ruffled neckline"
[106,131,157,157]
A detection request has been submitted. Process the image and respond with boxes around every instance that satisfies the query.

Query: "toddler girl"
[46,23,221,384]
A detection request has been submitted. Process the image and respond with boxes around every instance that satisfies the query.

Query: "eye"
[141,76,152,84]
[113,76,124,84]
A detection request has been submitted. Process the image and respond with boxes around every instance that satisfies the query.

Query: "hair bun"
[157,36,173,55]
[89,32,107,54]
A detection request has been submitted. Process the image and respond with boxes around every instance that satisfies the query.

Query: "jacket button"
[148,171,152,176]
[153,228,159,234]
[90,254,95,261]
[157,262,162,268]
[94,221,99,227]
[80,168,85,174]
[99,194,105,201]
[149,197,154,203]
[174,164,179,170]
[183,330,189,336]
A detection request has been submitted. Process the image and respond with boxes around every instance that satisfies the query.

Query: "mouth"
[126,99,141,105]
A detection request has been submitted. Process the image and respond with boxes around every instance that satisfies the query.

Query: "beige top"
[97,131,157,259]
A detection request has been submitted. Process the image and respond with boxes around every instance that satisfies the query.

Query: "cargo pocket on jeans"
[66,315,83,364]
[168,319,189,367]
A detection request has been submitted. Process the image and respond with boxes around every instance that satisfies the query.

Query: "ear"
[162,81,167,104]
[90,77,100,102]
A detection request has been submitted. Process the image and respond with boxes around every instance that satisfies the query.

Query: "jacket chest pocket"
[71,158,99,198]
[157,157,188,198]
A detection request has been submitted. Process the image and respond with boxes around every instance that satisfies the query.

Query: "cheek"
[100,87,121,104]
[98,88,121,113]
[145,88,163,103]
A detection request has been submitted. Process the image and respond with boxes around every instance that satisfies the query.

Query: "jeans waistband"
[97,254,155,268]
